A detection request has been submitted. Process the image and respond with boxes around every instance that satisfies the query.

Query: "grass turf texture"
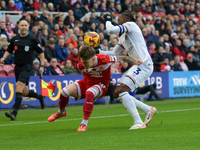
[0,98,200,150]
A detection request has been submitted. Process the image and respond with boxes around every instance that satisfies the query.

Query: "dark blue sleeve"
[64,47,69,58]
[55,45,67,62]
[4,55,14,65]
[43,66,51,76]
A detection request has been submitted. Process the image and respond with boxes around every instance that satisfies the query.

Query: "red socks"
[83,91,94,120]
[59,93,69,110]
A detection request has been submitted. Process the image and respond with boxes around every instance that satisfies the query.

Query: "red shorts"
[73,79,108,101]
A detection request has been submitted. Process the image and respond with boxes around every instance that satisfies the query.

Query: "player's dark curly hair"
[79,45,96,60]
[121,11,135,22]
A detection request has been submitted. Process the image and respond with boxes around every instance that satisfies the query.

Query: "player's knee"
[86,88,98,101]
[60,88,69,97]
[85,91,94,101]
[113,90,119,99]
[113,84,130,98]
[113,88,123,98]
[16,81,25,93]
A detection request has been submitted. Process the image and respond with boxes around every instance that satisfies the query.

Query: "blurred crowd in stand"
[0,0,200,78]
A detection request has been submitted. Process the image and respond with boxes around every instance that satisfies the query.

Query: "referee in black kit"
[0,20,45,121]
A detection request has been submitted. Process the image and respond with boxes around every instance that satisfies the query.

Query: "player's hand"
[94,47,100,54]
[95,49,99,54]
[104,14,112,22]
[39,66,44,77]
[135,59,143,65]
[0,57,5,65]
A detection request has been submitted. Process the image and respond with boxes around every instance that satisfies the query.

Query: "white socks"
[81,119,88,126]
[117,96,151,113]
[119,92,143,124]
[134,98,151,114]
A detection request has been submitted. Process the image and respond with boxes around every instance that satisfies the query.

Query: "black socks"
[27,90,40,99]
[12,92,22,116]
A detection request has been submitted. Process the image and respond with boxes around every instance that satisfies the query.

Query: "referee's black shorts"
[14,64,33,85]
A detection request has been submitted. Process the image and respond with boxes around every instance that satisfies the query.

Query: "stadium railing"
[0,11,68,24]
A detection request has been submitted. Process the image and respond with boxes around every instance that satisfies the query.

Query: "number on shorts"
[133,67,141,75]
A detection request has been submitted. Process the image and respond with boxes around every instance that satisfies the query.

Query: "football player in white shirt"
[99,12,157,129]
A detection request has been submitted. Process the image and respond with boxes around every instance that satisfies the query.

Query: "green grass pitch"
[0,98,200,150]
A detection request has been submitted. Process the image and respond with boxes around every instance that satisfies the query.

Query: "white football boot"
[144,106,157,126]
[128,123,146,130]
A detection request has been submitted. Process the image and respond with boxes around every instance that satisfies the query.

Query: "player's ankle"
[58,109,66,115]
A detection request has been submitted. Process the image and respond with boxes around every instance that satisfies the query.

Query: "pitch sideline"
[0,107,200,127]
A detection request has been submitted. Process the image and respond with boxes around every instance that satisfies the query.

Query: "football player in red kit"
[47,45,117,131]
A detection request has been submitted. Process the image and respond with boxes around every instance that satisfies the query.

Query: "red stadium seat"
[7,70,15,77]
[3,65,15,77]
[0,66,8,77]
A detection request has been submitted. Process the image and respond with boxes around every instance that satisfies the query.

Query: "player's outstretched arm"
[99,49,115,56]
[106,21,121,34]
[106,21,129,35]
[104,14,121,34]
[99,44,124,56]
[117,56,143,65]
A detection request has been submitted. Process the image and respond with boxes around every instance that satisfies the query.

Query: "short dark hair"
[48,40,55,44]
[79,45,96,60]
[51,57,57,61]
[121,11,135,21]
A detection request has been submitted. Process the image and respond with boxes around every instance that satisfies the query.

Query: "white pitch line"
[1,107,200,127]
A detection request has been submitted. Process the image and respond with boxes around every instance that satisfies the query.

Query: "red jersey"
[5,21,15,29]
[78,54,117,89]
[54,67,63,75]
[6,30,14,39]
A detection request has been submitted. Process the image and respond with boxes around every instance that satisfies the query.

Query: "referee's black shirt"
[7,33,43,66]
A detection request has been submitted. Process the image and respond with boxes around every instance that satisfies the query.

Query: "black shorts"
[14,64,33,85]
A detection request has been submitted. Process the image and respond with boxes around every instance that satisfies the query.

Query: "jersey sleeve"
[77,61,84,71]
[7,37,14,54]
[106,21,121,34]
[120,22,135,34]
[33,37,43,54]
[99,44,124,56]
[113,44,124,56]
[100,54,117,64]
[108,55,117,64]
[106,21,134,35]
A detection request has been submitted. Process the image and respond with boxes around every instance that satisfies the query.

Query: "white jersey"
[118,22,153,65]
[102,21,154,90]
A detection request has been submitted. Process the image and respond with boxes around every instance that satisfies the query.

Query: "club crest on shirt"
[25,46,29,51]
